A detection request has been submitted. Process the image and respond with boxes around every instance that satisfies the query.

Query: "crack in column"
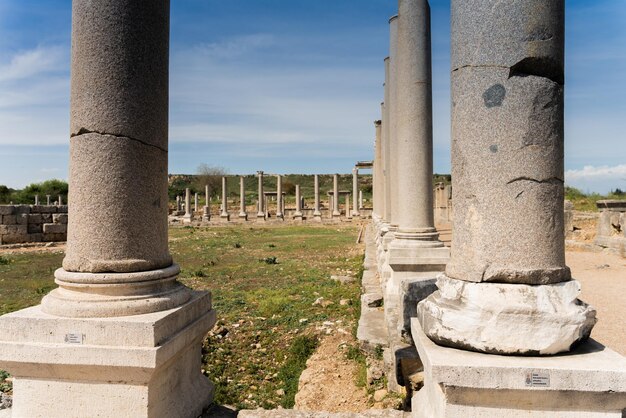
[71,128,167,153]
[506,177,563,185]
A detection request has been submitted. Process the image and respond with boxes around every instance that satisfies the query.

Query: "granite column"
[0,0,216,415]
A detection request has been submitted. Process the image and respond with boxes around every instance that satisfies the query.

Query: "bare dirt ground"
[294,332,371,413]
[567,249,626,355]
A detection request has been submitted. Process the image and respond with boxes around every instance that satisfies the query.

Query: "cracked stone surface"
[63,132,171,273]
[70,0,169,149]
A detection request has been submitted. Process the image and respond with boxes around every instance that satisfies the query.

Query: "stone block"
[400,278,437,339]
[53,213,69,224]
[43,233,66,242]
[57,205,68,213]
[27,224,43,234]
[1,234,29,244]
[27,214,42,224]
[1,215,16,225]
[411,319,626,417]
[0,206,14,216]
[41,214,52,223]
[0,291,216,418]
[16,214,27,225]
[31,205,58,214]
[43,223,67,234]
[28,233,43,242]
[0,225,27,235]
[13,206,30,215]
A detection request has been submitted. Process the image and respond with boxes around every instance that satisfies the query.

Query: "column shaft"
[388,16,399,227]
[257,171,265,218]
[352,168,360,216]
[276,175,283,218]
[417,0,595,355]
[332,174,340,216]
[313,174,321,217]
[395,0,437,238]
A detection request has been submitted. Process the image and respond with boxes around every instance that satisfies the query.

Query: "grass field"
[0,223,364,410]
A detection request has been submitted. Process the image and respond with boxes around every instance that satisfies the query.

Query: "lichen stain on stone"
[489,144,498,153]
[483,84,506,108]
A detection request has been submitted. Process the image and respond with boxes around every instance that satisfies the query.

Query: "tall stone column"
[294,184,303,220]
[34,195,39,205]
[58,195,63,206]
[346,194,352,219]
[313,174,322,221]
[194,193,199,213]
[352,168,360,217]
[359,190,364,210]
[0,1,216,416]
[383,1,449,382]
[239,176,247,220]
[203,184,210,221]
[387,16,399,230]
[46,195,51,205]
[373,120,383,218]
[183,187,193,223]
[417,0,595,355]
[276,175,284,219]
[378,17,399,273]
[256,171,265,219]
[220,176,230,220]
[382,58,392,225]
[332,174,341,217]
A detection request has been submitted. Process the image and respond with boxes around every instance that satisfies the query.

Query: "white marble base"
[0,291,216,418]
[411,318,626,417]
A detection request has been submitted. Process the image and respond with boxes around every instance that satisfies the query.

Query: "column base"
[182,214,193,224]
[220,213,230,222]
[41,265,193,318]
[0,291,217,418]
[239,212,248,220]
[411,319,626,417]
[417,275,597,355]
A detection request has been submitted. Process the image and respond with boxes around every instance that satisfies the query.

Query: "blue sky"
[0,0,624,193]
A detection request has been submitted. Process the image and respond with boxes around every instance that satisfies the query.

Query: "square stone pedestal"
[0,291,217,418]
[382,245,448,391]
[411,318,626,417]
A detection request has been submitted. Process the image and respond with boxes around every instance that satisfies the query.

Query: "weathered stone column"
[388,16,399,231]
[256,171,265,219]
[183,187,193,223]
[382,58,391,225]
[46,195,51,205]
[58,195,63,206]
[276,175,284,219]
[346,194,352,219]
[239,176,247,220]
[359,190,363,210]
[34,195,39,205]
[203,184,210,221]
[194,193,199,213]
[417,0,595,355]
[294,184,303,220]
[332,174,341,217]
[373,120,383,218]
[383,2,449,388]
[0,1,216,416]
[313,174,322,221]
[220,176,230,220]
[352,168,360,217]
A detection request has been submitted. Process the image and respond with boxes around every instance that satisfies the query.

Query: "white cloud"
[565,165,626,194]
[0,45,66,82]
[0,45,70,146]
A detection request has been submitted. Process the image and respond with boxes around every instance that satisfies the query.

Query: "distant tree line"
[0,179,68,205]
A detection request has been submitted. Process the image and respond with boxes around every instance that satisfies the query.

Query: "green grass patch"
[0,223,363,410]
[277,335,319,408]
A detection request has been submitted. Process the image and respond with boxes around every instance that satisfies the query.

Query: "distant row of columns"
[177,172,368,223]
